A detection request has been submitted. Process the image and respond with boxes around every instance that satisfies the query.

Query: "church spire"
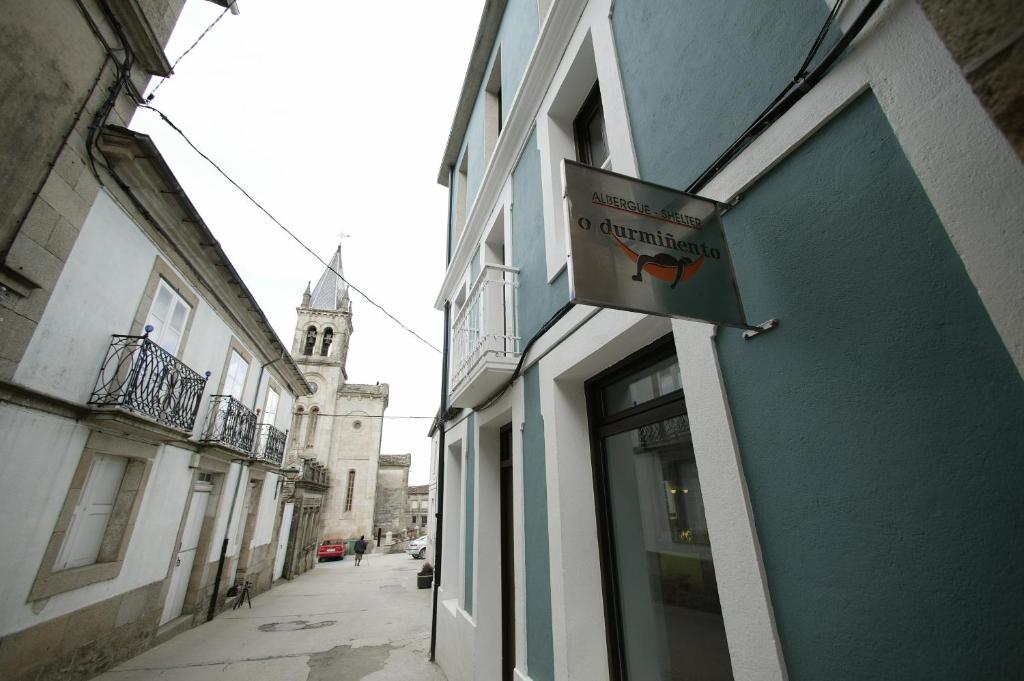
[309,244,349,311]
[301,281,311,308]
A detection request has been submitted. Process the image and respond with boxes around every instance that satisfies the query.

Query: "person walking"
[354,535,368,566]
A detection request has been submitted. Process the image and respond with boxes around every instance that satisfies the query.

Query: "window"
[303,326,317,355]
[291,406,304,443]
[305,407,319,448]
[587,339,732,680]
[574,83,610,169]
[146,278,191,355]
[262,387,280,426]
[345,469,356,512]
[222,349,249,400]
[485,50,503,161]
[320,328,333,357]
[53,453,128,571]
[455,152,469,243]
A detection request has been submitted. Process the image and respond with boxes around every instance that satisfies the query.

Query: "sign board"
[563,160,749,329]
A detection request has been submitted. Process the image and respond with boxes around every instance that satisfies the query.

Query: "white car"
[406,536,427,559]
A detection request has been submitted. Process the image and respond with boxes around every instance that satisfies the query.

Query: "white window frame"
[536,4,638,283]
[223,349,249,401]
[146,277,192,356]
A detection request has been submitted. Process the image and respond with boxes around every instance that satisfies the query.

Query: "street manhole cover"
[259,620,337,632]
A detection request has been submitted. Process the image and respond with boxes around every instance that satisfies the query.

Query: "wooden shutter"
[54,454,127,571]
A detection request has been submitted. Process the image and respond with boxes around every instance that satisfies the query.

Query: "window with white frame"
[262,387,280,426]
[485,50,503,163]
[538,20,637,281]
[53,453,128,571]
[223,349,249,401]
[146,278,191,355]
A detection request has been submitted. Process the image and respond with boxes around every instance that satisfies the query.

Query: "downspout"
[207,459,249,621]
[251,351,286,411]
[430,165,456,661]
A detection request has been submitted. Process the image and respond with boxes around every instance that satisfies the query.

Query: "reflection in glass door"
[588,338,733,680]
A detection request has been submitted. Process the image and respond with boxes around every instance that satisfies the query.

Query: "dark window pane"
[602,355,683,415]
[603,415,732,680]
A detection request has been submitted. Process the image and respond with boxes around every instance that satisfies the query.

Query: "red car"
[318,538,346,561]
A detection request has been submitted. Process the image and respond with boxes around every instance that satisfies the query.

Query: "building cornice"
[106,1,174,76]
[435,0,590,309]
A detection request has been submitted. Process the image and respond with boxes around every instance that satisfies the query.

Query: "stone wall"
[0,580,164,681]
[919,0,1024,158]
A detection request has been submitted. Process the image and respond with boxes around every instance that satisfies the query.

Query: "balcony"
[253,423,287,466]
[449,264,520,408]
[89,335,208,432]
[200,395,258,453]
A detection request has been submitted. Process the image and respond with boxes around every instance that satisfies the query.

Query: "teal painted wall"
[512,130,569,340]
[716,92,1024,678]
[454,0,540,226]
[612,0,835,189]
[522,366,554,681]
[464,413,476,614]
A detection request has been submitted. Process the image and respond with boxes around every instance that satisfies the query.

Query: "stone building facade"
[280,459,330,580]
[287,247,395,544]
[407,484,430,531]
[373,454,412,542]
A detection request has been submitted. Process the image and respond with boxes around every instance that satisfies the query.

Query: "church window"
[303,326,317,355]
[320,328,333,356]
[345,469,356,512]
[291,406,304,445]
[306,407,319,448]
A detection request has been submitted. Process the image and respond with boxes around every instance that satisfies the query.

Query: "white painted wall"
[16,189,301,433]
[15,192,162,403]
[0,404,193,638]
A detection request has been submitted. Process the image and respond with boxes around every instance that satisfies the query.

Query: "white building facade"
[0,126,308,681]
[430,2,1024,681]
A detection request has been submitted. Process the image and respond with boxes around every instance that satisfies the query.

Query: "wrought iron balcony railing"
[200,395,258,453]
[89,334,209,431]
[450,264,520,393]
[253,424,287,466]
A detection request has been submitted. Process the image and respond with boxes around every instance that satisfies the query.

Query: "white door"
[273,502,294,581]
[227,481,255,585]
[160,484,210,625]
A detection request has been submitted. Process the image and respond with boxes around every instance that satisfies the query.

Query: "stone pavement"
[90,553,446,681]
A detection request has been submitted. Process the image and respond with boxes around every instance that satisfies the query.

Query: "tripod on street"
[231,580,252,610]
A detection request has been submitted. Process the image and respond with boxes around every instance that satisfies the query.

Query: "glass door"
[587,338,733,681]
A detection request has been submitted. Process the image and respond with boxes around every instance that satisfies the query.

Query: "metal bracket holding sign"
[562,159,777,338]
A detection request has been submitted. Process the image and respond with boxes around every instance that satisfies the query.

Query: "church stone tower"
[288,245,389,541]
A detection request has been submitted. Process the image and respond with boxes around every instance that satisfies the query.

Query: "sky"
[131,0,486,484]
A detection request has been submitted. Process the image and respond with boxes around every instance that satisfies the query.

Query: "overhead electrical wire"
[74,0,441,356]
[139,103,441,354]
[145,0,237,102]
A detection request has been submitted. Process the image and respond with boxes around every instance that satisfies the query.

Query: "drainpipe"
[251,351,286,411]
[430,165,456,661]
[207,459,249,621]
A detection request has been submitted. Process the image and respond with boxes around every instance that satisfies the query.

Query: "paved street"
[91,553,446,681]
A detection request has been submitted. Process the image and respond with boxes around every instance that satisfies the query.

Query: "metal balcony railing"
[253,423,287,466]
[450,264,520,391]
[89,334,208,431]
[200,395,258,453]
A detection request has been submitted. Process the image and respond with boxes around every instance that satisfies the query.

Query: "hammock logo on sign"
[563,160,750,329]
